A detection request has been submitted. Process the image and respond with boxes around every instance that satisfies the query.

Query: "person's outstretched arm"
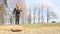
[13,8,16,14]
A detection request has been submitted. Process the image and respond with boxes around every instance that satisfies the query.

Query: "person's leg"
[17,16,19,25]
[15,14,20,25]
[15,16,18,25]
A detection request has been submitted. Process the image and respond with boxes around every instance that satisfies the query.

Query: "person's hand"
[20,10,22,12]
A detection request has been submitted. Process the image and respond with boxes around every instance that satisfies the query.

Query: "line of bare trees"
[27,5,57,24]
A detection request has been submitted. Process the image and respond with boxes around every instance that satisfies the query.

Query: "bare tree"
[33,7,37,24]
[47,7,57,23]
[38,8,40,23]
[47,7,49,23]
[41,4,44,23]
[28,13,31,24]
[0,3,6,25]
[3,0,7,7]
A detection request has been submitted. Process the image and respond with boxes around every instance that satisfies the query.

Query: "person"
[13,3,22,25]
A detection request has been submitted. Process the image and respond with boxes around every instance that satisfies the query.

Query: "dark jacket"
[13,8,22,16]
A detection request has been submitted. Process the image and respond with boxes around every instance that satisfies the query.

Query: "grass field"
[0,23,60,34]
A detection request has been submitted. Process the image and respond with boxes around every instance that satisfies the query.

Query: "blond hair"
[16,3,21,9]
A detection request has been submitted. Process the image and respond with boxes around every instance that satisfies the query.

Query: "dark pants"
[15,14,19,25]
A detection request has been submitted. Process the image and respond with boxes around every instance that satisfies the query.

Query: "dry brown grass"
[0,23,60,34]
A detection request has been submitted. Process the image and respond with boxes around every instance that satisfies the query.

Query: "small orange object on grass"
[10,27,25,32]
